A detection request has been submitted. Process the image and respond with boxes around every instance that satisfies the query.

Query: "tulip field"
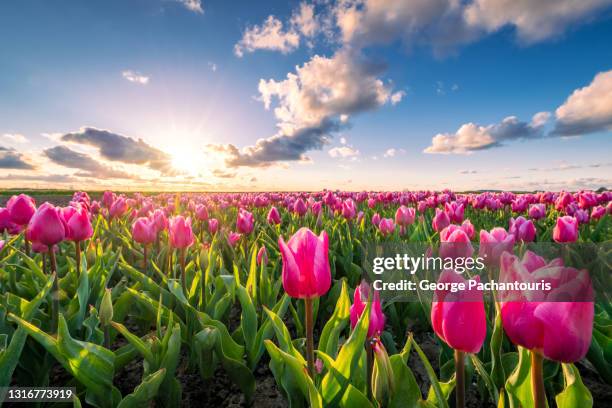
[0,189,611,408]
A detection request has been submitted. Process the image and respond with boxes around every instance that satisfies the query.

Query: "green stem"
[143,245,148,275]
[304,298,315,378]
[75,241,81,277]
[180,248,186,294]
[455,350,465,408]
[531,350,546,408]
[49,249,59,334]
[104,325,111,349]
[366,340,374,400]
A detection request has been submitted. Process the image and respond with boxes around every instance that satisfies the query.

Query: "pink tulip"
[195,204,209,221]
[499,251,593,362]
[552,216,578,243]
[63,205,93,242]
[294,199,307,217]
[342,199,357,220]
[367,198,376,209]
[228,231,242,247]
[432,208,450,232]
[479,227,515,266]
[528,204,546,220]
[461,219,475,239]
[236,209,254,235]
[378,218,395,236]
[102,191,116,208]
[151,209,168,233]
[0,208,16,233]
[279,227,331,299]
[431,270,486,353]
[395,205,416,226]
[439,225,474,260]
[371,213,381,227]
[444,202,464,223]
[7,194,36,225]
[591,205,605,220]
[257,246,268,266]
[574,209,589,224]
[509,216,536,242]
[267,206,281,225]
[208,218,219,234]
[132,217,156,244]
[109,197,128,219]
[168,216,194,249]
[350,281,385,338]
[27,203,65,247]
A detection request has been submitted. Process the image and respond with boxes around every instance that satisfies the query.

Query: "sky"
[1,0,611,192]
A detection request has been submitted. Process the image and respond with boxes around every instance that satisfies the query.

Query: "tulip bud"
[99,288,114,327]
[132,217,156,244]
[478,227,515,267]
[7,194,36,226]
[378,218,395,236]
[267,206,282,225]
[432,208,450,232]
[27,203,65,247]
[236,209,254,235]
[395,205,416,227]
[168,216,195,249]
[63,205,93,242]
[371,338,395,407]
[293,199,307,217]
[350,281,385,338]
[257,246,268,266]
[208,218,219,234]
[508,216,536,242]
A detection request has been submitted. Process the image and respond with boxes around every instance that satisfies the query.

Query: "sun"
[169,145,204,176]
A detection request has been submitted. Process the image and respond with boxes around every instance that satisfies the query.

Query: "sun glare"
[169,146,204,176]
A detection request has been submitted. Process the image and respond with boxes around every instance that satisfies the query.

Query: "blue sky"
[1,0,611,191]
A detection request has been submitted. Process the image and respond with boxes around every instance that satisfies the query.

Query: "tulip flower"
[62,205,93,276]
[378,218,395,236]
[552,215,578,243]
[195,204,209,221]
[439,225,474,260]
[395,205,416,227]
[7,194,36,226]
[499,251,594,408]
[279,227,331,377]
[27,202,65,332]
[479,227,515,267]
[132,217,156,273]
[208,218,219,235]
[431,270,486,408]
[432,208,450,232]
[267,206,281,225]
[461,219,475,239]
[591,205,605,220]
[257,246,268,266]
[109,197,128,219]
[444,202,464,223]
[342,199,357,220]
[528,203,546,220]
[371,213,381,227]
[508,216,536,242]
[236,209,254,235]
[0,207,16,233]
[350,281,385,338]
[294,198,307,217]
[169,216,195,292]
[228,231,242,247]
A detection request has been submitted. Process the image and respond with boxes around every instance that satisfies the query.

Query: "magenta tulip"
[63,205,93,242]
[267,206,281,225]
[479,227,515,266]
[228,232,242,247]
[0,208,16,233]
[432,208,450,232]
[444,202,464,223]
[294,199,307,217]
[350,281,385,338]
[371,213,381,227]
[257,246,268,266]
[509,216,536,242]
[132,217,156,245]
[342,199,357,220]
[109,197,128,219]
[27,203,65,248]
[195,204,209,221]
[7,194,36,226]
[236,209,254,235]
[431,270,486,353]
[208,218,219,234]
[395,205,415,226]
[378,218,395,236]
[528,204,546,220]
[279,227,331,299]
[439,225,474,260]
[552,216,578,243]
[168,216,194,249]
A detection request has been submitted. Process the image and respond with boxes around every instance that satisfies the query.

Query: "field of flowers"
[0,190,611,407]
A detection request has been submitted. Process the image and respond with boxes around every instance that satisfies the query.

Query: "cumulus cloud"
[0,147,35,169]
[464,0,612,43]
[210,50,394,167]
[0,173,78,183]
[43,145,136,179]
[59,127,177,175]
[425,113,548,154]
[383,148,406,157]
[177,0,203,14]
[122,70,149,84]
[553,70,612,136]
[291,2,318,38]
[234,16,300,57]
[328,145,360,158]
[1,133,28,144]
[391,90,406,105]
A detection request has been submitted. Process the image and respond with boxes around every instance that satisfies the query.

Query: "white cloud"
[340,137,347,144]
[464,0,612,43]
[554,70,612,136]
[291,2,318,38]
[234,16,300,57]
[122,70,149,85]
[329,145,360,158]
[208,62,217,72]
[177,0,203,14]
[384,148,406,157]
[425,113,547,154]
[391,90,406,105]
[2,133,28,144]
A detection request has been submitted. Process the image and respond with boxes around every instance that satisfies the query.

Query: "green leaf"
[111,321,155,366]
[412,336,450,408]
[490,302,506,389]
[389,354,421,408]
[470,353,499,405]
[318,279,351,358]
[236,283,258,367]
[117,368,166,408]
[555,364,593,408]
[263,306,306,364]
[505,347,534,408]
